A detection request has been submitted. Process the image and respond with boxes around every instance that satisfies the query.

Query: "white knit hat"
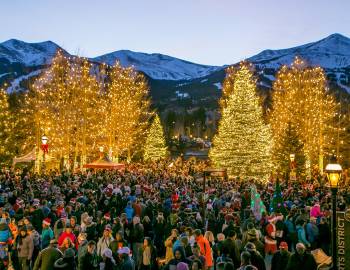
[103,248,113,258]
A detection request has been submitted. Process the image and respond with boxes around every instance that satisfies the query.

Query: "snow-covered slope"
[0,39,63,66]
[249,33,350,69]
[93,50,220,80]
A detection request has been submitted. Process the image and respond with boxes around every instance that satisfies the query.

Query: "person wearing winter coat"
[125,202,135,223]
[33,239,62,270]
[27,224,41,264]
[305,217,319,249]
[31,204,45,233]
[286,243,317,270]
[244,242,266,270]
[58,227,77,249]
[16,226,34,270]
[317,217,331,255]
[194,229,213,269]
[41,218,54,249]
[54,248,76,270]
[100,248,116,270]
[164,246,190,270]
[78,240,99,270]
[130,216,144,269]
[54,215,67,240]
[97,226,114,257]
[0,218,11,266]
[222,230,241,269]
[165,229,178,263]
[118,247,135,270]
[271,242,291,270]
[77,233,88,261]
[295,220,310,248]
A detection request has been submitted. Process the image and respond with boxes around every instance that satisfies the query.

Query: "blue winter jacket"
[296,225,310,247]
[125,205,134,222]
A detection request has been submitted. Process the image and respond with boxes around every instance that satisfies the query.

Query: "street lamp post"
[289,153,296,182]
[325,162,342,270]
[41,135,49,173]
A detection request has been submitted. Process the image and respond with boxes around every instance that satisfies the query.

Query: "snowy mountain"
[0,39,64,66]
[0,33,349,103]
[249,33,350,69]
[92,50,220,80]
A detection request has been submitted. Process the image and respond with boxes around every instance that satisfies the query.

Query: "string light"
[143,114,168,161]
[209,62,272,179]
[0,87,11,163]
[270,56,339,169]
[20,52,152,165]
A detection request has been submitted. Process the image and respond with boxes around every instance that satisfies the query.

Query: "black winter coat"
[286,252,317,270]
[271,250,291,270]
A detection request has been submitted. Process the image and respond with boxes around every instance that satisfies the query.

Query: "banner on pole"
[337,210,350,270]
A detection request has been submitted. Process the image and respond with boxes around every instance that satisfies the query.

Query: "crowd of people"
[0,157,348,270]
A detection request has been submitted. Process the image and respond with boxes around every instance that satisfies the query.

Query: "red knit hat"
[43,218,51,226]
[104,213,111,220]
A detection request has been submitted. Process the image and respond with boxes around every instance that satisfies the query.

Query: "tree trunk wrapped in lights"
[209,62,272,179]
[23,51,103,169]
[143,114,168,161]
[270,57,338,171]
[103,62,152,162]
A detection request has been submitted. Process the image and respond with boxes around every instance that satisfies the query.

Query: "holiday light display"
[270,57,338,172]
[20,52,153,167]
[0,87,11,163]
[23,52,103,167]
[143,114,168,161]
[102,61,152,162]
[209,62,272,179]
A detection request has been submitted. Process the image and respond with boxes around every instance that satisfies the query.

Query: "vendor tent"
[13,148,54,165]
[13,148,36,165]
[83,155,125,170]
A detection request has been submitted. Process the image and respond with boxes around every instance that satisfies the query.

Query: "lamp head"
[41,135,48,145]
[325,163,342,189]
[289,153,295,162]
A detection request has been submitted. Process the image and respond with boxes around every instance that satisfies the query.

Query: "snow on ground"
[213,82,222,89]
[93,50,220,81]
[6,70,42,93]
[264,74,275,81]
[0,72,10,78]
[338,81,350,94]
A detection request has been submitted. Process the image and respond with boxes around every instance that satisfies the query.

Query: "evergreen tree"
[270,179,287,215]
[209,62,272,179]
[0,88,11,164]
[143,114,168,161]
[274,122,306,175]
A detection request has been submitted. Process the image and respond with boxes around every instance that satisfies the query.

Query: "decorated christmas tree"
[269,179,287,215]
[251,185,266,221]
[0,88,11,164]
[143,114,168,161]
[209,62,272,179]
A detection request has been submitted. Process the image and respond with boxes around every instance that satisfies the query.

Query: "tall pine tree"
[209,62,272,179]
[270,179,287,216]
[143,114,168,161]
[274,122,306,175]
[0,88,11,164]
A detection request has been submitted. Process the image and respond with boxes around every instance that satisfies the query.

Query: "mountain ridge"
[0,33,349,101]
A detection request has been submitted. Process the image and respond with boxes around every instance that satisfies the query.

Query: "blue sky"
[1,0,349,65]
